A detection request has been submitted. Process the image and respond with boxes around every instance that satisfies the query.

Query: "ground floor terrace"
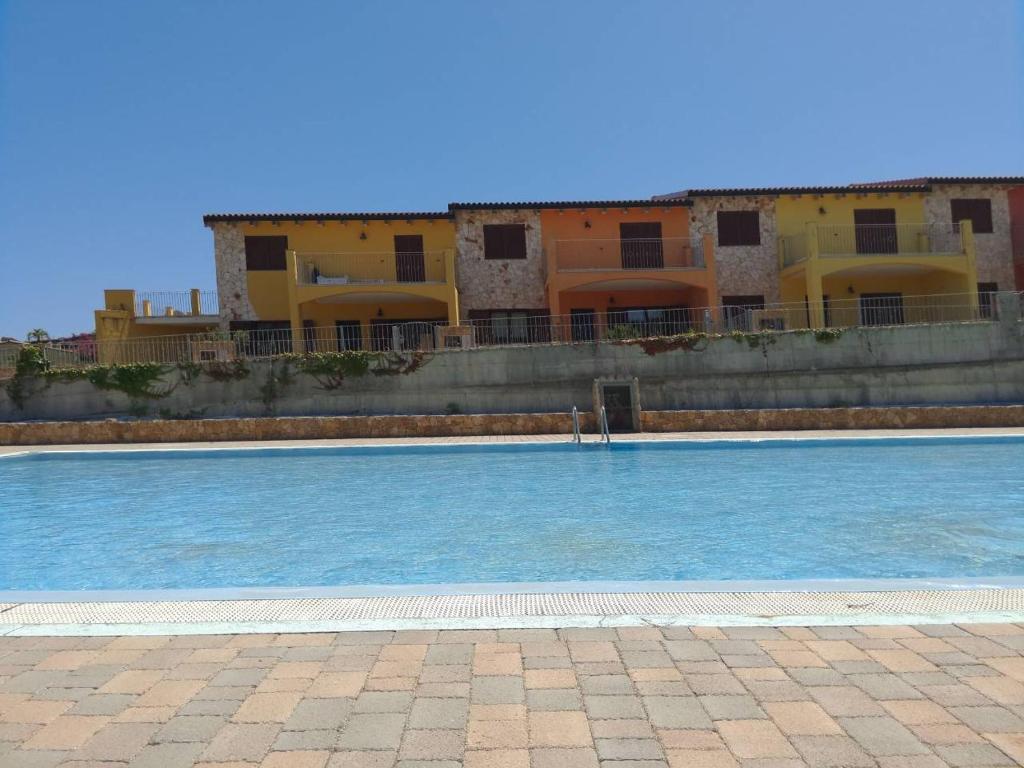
[4,622,1024,767]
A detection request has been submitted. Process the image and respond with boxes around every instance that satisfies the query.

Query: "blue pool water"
[2,437,1023,592]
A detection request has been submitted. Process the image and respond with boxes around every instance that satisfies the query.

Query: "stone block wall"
[924,184,1015,290]
[689,196,780,304]
[453,208,547,315]
[211,222,255,326]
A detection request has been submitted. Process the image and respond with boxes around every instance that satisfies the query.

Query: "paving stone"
[785,668,845,687]
[524,669,576,689]
[130,741,206,768]
[847,674,924,700]
[463,747,530,768]
[699,695,766,721]
[664,747,738,768]
[471,676,525,705]
[337,713,407,750]
[590,719,654,738]
[328,750,398,768]
[274,729,337,750]
[948,705,1024,733]
[762,701,841,735]
[686,674,747,696]
[154,714,227,742]
[407,698,468,729]
[933,742,1017,766]
[716,720,798,759]
[21,715,111,750]
[527,689,583,711]
[352,691,414,713]
[398,729,465,760]
[838,716,930,756]
[664,641,718,662]
[68,694,136,716]
[919,684,994,707]
[789,735,874,767]
[284,697,352,730]
[584,695,645,719]
[73,722,159,761]
[741,680,811,702]
[528,710,593,747]
[530,748,600,768]
[594,737,664,759]
[233,691,303,723]
[467,718,528,749]
[644,696,711,729]
[263,750,331,768]
[200,721,281,762]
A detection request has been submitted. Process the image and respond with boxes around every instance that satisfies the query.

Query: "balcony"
[552,237,705,272]
[134,289,219,318]
[296,250,451,286]
[780,223,965,268]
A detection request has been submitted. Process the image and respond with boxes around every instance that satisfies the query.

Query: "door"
[859,293,904,326]
[619,222,663,269]
[335,321,362,351]
[394,235,426,282]
[370,319,442,351]
[602,385,634,431]
[570,309,596,342]
[854,209,898,254]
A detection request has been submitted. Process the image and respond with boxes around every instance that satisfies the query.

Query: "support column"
[189,288,202,316]
[960,220,980,315]
[444,249,461,325]
[285,250,305,353]
[805,223,826,328]
[701,232,719,331]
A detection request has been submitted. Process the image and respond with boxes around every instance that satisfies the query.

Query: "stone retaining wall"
[3,406,1024,446]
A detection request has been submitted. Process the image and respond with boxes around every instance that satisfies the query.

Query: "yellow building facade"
[775,190,977,328]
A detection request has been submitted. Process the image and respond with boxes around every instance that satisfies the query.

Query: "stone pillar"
[190,289,201,316]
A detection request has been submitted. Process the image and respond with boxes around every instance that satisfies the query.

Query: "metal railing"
[134,290,219,317]
[571,406,581,444]
[297,251,449,286]
[18,291,1011,370]
[599,406,611,444]
[780,224,964,266]
[552,237,704,271]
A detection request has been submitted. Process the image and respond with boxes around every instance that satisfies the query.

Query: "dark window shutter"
[244,236,288,270]
[483,224,527,260]
[717,211,761,246]
[950,199,993,234]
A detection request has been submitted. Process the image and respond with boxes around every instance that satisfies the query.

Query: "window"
[619,223,664,268]
[244,236,288,271]
[483,224,527,260]
[853,209,898,254]
[721,295,765,331]
[978,282,998,319]
[717,211,761,246]
[951,199,994,234]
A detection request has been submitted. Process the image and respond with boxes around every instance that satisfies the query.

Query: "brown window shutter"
[244,236,288,270]
[483,224,527,259]
[951,199,993,234]
[717,211,760,246]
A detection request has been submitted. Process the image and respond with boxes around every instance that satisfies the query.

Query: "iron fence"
[134,290,219,317]
[8,291,1007,370]
[552,237,704,271]
[296,251,449,286]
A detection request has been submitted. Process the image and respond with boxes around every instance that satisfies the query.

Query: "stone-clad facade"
[924,183,1015,290]
[689,195,780,304]
[211,222,256,327]
[453,208,547,314]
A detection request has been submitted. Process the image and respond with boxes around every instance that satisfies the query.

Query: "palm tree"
[26,328,50,344]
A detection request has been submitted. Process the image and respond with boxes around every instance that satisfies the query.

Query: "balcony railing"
[135,290,218,317]
[780,224,964,267]
[297,251,449,286]
[553,237,704,272]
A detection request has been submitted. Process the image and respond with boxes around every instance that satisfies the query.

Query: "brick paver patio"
[4,624,1024,767]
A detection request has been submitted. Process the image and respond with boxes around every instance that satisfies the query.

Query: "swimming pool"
[2,437,1023,593]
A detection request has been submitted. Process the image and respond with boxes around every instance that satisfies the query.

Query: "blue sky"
[1,0,1022,336]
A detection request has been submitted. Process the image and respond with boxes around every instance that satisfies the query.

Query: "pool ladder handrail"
[600,405,611,444]
[571,406,581,444]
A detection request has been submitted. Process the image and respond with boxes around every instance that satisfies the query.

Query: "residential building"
[91,175,1024,358]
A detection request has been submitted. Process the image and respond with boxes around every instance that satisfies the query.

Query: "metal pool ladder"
[600,406,611,444]
[571,406,581,444]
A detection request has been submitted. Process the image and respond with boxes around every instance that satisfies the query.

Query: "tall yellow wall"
[775,192,928,237]
[239,219,457,323]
